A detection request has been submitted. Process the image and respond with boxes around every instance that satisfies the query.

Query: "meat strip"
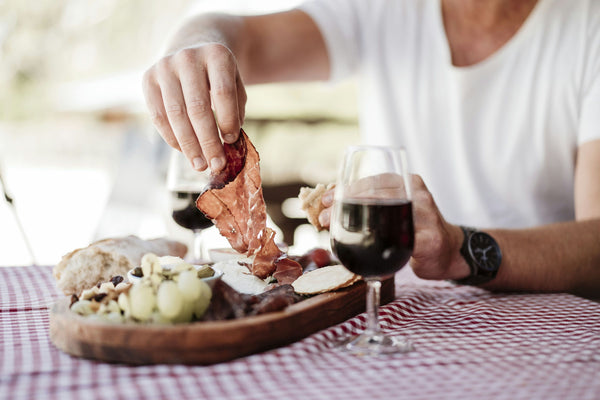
[196,130,267,254]
[196,130,302,282]
[201,280,303,321]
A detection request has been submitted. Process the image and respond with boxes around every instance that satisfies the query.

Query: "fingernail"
[322,192,333,206]
[318,208,330,227]
[192,157,206,170]
[224,134,236,143]
[210,157,225,172]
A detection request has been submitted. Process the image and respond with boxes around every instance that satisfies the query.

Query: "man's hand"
[408,175,468,281]
[141,10,328,173]
[317,175,469,281]
[142,43,246,172]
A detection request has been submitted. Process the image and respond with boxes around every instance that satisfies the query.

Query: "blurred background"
[0,0,359,266]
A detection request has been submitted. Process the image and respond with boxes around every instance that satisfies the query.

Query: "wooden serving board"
[49,278,395,365]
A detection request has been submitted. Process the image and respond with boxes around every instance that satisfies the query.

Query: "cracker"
[298,183,334,231]
[292,264,360,295]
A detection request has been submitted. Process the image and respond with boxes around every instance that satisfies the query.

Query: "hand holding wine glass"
[330,146,414,355]
[167,150,213,263]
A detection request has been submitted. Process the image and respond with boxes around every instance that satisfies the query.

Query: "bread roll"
[53,235,187,295]
[298,183,334,231]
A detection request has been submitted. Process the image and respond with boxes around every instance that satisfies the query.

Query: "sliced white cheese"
[213,258,268,295]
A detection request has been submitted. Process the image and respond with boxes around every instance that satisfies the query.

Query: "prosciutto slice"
[196,129,301,284]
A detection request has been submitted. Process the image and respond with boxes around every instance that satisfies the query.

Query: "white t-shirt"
[299,0,600,229]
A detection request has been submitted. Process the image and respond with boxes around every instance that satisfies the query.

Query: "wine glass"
[330,145,414,355]
[167,150,213,263]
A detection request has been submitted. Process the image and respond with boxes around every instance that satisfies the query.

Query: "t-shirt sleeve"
[297,0,368,82]
[578,9,600,145]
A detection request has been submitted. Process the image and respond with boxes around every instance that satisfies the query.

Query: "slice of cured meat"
[196,129,266,255]
[251,227,282,278]
[201,280,303,321]
[196,129,302,283]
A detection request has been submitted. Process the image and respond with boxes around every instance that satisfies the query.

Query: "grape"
[173,298,194,323]
[157,281,184,319]
[193,280,212,319]
[309,248,331,268]
[129,284,156,322]
[72,253,217,324]
[177,271,203,301]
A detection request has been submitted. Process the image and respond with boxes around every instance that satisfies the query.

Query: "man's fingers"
[142,70,180,151]
[176,55,226,172]
[142,44,247,173]
[321,188,334,207]
[318,207,331,229]
[206,45,241,144]
[157,67,208,171]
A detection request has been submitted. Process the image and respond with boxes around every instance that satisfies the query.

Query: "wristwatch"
[452,226,502,286]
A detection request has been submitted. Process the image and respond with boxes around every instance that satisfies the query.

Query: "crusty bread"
[298,183,334,231]
[53,235,187,295]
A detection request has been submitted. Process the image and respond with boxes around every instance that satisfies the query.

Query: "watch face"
[468,232,501,272]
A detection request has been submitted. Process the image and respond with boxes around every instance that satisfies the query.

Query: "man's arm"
[165,11,329,85]
[481,219,600,296]
[481,139,600,296]
[575,139,600,220]
[409,139,600,296]
[142,10,328,173]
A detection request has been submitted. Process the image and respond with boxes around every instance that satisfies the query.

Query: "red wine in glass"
[331,200,414,278]
[171,191,213,231]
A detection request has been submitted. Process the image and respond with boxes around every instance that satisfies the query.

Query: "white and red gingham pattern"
[1,265,599,400]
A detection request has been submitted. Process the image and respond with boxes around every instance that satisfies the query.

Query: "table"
[1,265,599,400]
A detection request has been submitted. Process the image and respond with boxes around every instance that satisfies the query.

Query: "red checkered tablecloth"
[1,265,599,400]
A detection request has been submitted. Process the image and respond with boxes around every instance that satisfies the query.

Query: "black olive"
[110,275,124,286]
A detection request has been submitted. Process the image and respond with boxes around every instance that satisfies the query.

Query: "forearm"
[165,14,247,66]
[164,11,328,84]
[479,219,600,296]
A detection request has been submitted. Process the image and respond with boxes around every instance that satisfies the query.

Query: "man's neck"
[441,0,538,66]
[443,0,535,25]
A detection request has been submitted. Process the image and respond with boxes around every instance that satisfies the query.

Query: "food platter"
[49,277,394,365]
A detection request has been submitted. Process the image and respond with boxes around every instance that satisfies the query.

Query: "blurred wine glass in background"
[167,150,213,263]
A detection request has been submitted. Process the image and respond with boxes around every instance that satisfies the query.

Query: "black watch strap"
[452,226,500,286]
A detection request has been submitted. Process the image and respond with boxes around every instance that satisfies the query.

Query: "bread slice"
[53,235,187,295]
[298,183,334,231]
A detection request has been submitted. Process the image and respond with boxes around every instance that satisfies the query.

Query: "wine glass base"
[336,331,414,356]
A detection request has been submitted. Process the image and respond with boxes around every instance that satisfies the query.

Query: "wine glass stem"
[365,279,382,335]
[192,229,206,263]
